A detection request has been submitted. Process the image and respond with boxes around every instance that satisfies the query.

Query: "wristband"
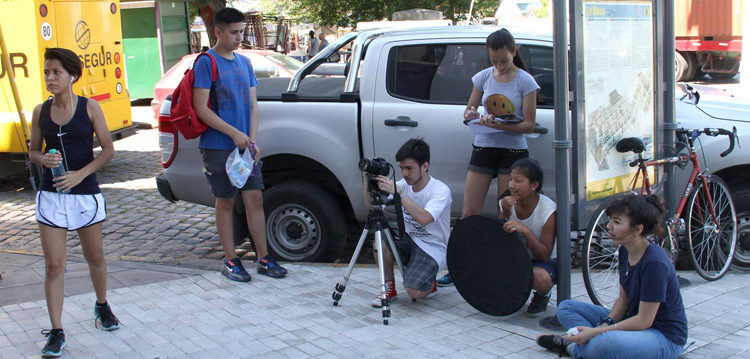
[602,316,615,326]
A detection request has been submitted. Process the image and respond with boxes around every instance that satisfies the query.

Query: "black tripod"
[332,203,405,325]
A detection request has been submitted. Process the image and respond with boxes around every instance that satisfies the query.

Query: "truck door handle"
[384,116,418,127]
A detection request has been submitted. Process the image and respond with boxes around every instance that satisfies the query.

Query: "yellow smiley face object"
[485,94,515,117]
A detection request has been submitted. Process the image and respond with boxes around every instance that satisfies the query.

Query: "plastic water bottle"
[49,149,70,194]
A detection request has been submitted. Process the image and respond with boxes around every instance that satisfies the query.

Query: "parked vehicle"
[156,26,750,266]
[150,50,303,120]
[674,0,743,81]
[0,0,132,179]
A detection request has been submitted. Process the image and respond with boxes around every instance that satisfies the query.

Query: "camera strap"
[393,193,406,239]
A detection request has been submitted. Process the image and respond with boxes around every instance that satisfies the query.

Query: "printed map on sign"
[583,1,655,200]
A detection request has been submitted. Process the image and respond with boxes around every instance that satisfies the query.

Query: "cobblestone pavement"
[0,115,234,269]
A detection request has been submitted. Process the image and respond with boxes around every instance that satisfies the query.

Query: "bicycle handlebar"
[675,127,736,157]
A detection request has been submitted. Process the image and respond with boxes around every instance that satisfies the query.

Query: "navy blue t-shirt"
[619,243,688,345]
[193,49,258,150]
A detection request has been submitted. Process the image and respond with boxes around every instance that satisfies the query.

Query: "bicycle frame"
[626,136,720,227]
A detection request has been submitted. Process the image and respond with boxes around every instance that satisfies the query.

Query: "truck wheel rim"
[267,204,321,259]
[735,211,750,265]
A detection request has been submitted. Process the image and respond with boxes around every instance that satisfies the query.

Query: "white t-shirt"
[509,194,556,260]
[396,177,452,270]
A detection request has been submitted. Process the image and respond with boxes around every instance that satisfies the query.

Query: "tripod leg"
[332,229,369,306]
[375,230,390,325]
[383,229,406,281]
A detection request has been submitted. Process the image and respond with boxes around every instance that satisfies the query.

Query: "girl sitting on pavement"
[499,158,557,317]
[537,194,687,359]
[29,48,120,358]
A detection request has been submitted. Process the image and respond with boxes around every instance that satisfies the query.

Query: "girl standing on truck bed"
[28,48,120,358]
[438,28,539,288]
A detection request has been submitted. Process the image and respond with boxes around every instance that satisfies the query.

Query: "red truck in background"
[674,0,743,81]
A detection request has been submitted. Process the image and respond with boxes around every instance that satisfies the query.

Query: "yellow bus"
[0,0,132,179]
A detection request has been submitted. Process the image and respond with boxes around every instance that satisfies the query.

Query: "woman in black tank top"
[28,48,119,357]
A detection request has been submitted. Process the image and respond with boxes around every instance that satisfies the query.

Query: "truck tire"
[263,181,347,262]
[731,186,750,271]
[675,51,688,82]
[682,52,698,81]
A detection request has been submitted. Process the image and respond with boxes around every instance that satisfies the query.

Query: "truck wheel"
[675,51,688,82]
[264,181,347,262]
[731,186,750,271]
[682,52,698,81]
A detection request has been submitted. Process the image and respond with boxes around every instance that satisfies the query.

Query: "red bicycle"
[583,127,738,307]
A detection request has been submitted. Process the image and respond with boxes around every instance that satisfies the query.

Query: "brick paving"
[0,253,749,359]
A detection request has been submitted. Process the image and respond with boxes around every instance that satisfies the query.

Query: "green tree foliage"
[537,0,551,18]
[265,0,505,27]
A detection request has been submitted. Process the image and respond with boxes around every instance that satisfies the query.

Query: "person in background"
[307,30,320,60]
[537,194,687,359]
[29,47,119,358]
[318,32,329,50]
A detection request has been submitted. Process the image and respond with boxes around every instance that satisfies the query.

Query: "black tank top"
[39,96,100,194]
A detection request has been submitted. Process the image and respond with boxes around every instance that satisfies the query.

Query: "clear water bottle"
[49,149,70,194]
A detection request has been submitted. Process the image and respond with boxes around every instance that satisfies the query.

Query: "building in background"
[120,0,191,99]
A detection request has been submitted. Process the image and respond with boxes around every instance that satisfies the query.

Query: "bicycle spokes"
[583,208,620,308]
[688,177,737,281]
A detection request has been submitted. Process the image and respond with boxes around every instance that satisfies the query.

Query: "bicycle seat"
[616,137,646,154]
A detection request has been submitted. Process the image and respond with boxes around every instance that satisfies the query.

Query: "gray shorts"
[388,232,439,292]
[200,148,265,198]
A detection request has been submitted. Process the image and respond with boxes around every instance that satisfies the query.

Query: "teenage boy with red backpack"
[192,7,287,281]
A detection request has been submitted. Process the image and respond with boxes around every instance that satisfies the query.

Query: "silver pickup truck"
[156,25,750,268]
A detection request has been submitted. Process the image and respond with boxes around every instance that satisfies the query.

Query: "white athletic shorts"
[35,191,107,231]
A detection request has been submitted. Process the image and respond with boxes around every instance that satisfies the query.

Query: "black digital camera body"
[360,157,392,205]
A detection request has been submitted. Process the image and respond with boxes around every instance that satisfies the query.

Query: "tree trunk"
[197,0,227,48]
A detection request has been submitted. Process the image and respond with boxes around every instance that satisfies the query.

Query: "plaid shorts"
[388,232,439,292]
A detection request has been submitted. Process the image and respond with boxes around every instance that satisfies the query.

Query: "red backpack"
[169,52,219,139]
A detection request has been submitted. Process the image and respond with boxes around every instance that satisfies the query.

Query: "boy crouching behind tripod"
[362,138,452,307]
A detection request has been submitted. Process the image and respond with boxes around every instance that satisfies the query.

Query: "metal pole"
[554,0,572,302]
[664,0,677,216]
[0,22,31,151]
[468,0,475,23]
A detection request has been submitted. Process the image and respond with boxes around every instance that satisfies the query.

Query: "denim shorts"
[533,258,558,284]
[468,145,529,176]
[200,148,264,198]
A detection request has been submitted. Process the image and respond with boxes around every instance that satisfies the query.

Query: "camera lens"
[359,158,371,172]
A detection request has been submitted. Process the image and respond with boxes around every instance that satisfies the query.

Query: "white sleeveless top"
[510,194,557,260]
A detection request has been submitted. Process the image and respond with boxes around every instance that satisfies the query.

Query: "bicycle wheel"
[582,206,620,308]
[687,175,738,281]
